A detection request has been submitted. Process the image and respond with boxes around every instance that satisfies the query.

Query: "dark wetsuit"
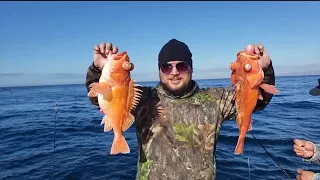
[85,61,276,180]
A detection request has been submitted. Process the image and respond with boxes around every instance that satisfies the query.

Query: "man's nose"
[171,66,180,75]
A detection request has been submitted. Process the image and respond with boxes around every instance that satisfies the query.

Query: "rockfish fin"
[101,116,106,125]
[248,120,253,131]
[236,111,244,129]
[118,80,142,132]
[122,113,134,132]
[101,115,113,132]
[246,73,264,89]
[234,138,244,155]
[110,135,130,155]
[155,104,165,120]
[258,90,263,100]
[259,83,280,95]
[127,80,143,111]
[155,104,169,126]
[88,82,112,101]
[88,89,98,97]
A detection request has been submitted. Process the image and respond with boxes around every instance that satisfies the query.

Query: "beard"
[160,80,193,97]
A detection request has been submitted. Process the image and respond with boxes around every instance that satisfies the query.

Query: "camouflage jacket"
[85,61,276,180]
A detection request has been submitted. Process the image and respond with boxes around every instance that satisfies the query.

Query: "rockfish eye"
[122,62,134,71]
[244,63,251,71]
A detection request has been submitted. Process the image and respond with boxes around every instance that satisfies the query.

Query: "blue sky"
[0,2,319,87]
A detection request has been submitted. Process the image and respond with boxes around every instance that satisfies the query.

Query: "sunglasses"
[160,62,189,75]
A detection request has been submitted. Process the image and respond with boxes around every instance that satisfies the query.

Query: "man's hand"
[245,44,271,69]
[294,139,315,158]
[297,169,316,180]
[93,42,119,70]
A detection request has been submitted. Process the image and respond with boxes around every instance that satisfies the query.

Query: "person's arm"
[85,62,102,109]
[207,60,276,120]
[303,143,320,165]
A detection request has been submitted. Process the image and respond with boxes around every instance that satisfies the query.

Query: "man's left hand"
[297,169,316,180]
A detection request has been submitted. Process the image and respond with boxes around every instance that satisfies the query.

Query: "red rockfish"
[229,50,279,155]
[88,51,142,155]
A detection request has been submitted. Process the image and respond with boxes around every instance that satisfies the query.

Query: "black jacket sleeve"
[254,60,276,111]
[85,62,102,108]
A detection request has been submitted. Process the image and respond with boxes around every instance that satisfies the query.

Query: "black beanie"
[158,39,193,69]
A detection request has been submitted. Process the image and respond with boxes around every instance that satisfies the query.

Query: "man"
[85,39,276,180]
[294,78,320,180]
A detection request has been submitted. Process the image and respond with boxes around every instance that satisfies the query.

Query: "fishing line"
[52,101,58,180]
[249,131,293,180]
[248,158,251,180]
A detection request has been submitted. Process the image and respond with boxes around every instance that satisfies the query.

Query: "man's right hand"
[293,139,315,158]
[93,42,119,70]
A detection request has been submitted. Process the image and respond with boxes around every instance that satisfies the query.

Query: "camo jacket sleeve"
[85,62,102,109]
[206,60,276,120]
[303,143,320,165]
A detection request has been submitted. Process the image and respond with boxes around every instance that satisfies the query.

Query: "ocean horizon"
[1,75,319,180]
[1,74,319,89]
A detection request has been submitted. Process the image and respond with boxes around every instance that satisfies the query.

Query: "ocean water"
[0,75,319,180]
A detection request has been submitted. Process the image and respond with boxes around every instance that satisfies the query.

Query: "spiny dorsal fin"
[248,120,253,131]
[156,104,165,119]
[127,80,143,111]
[120,80,143,132]
[155,103,168,126]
